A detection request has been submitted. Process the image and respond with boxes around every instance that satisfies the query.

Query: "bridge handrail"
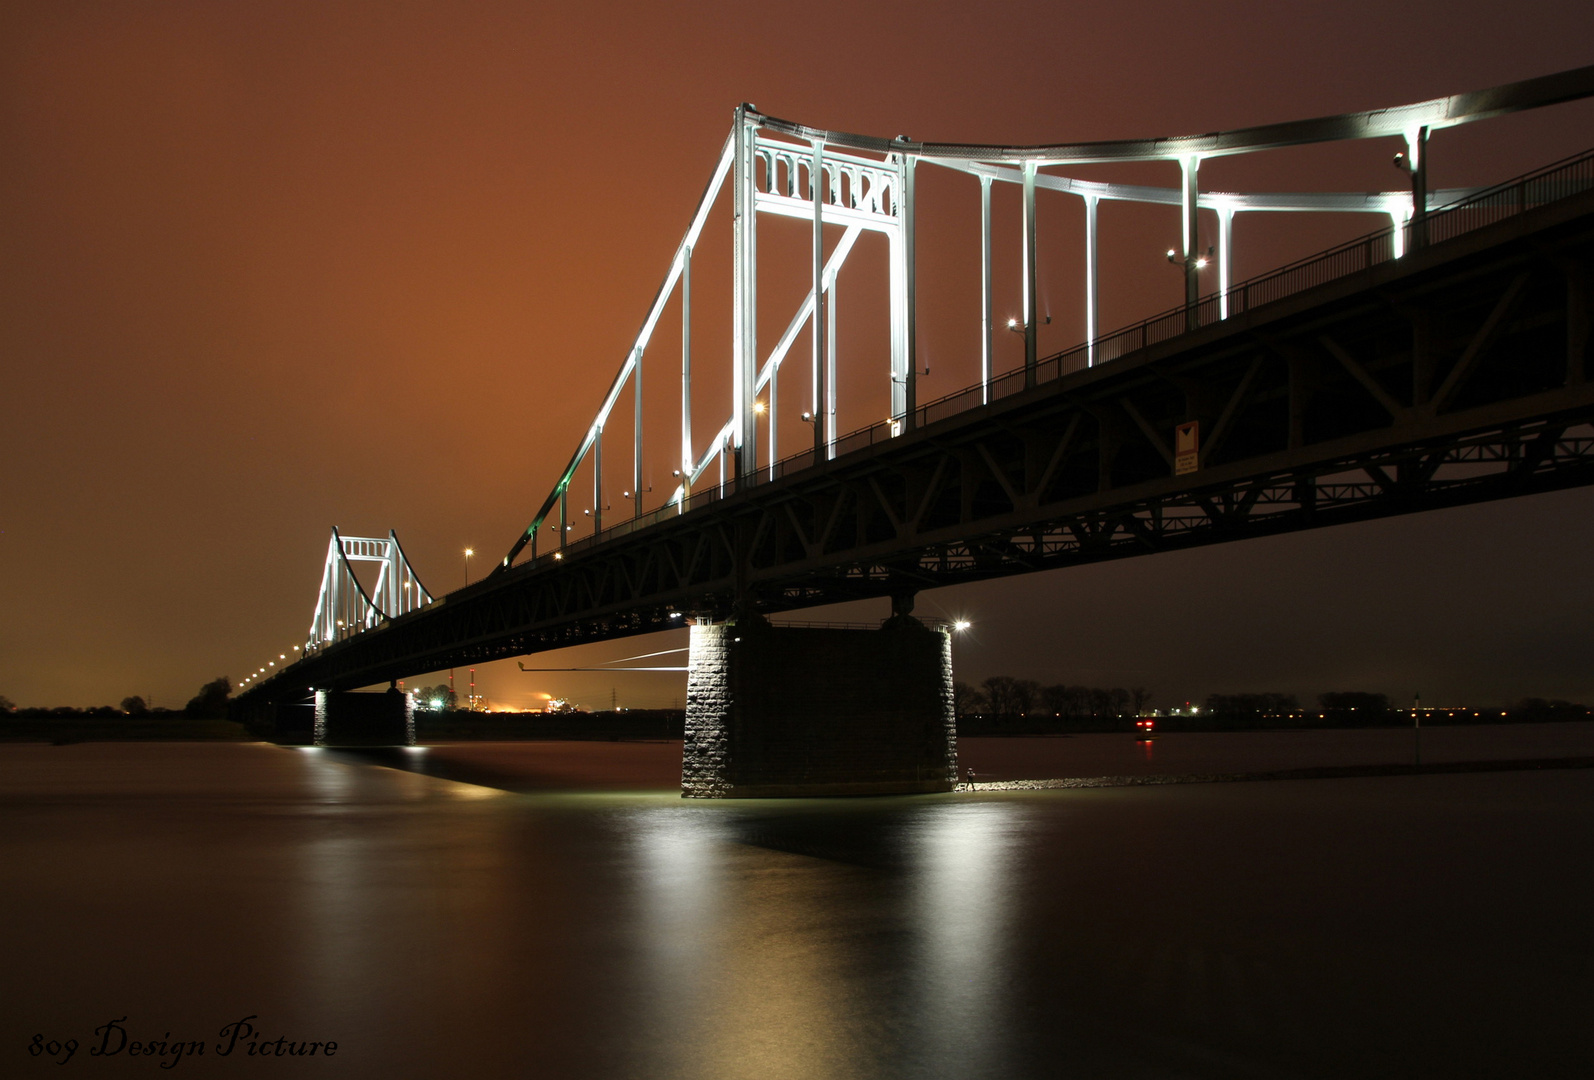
[529,146,1594,565]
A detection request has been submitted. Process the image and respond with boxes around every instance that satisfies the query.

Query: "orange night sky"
[3,1,1593,710]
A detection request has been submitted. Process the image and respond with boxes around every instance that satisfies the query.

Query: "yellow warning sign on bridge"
[1175,420,1200,475]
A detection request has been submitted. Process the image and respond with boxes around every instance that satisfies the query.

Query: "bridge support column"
[313,687,415,747]
[230,695,315,745]
[683,617,956,798]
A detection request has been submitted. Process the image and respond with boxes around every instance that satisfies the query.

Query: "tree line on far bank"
[955,677,1151,723]
[0,678,234,720]
[956,678,1590,734]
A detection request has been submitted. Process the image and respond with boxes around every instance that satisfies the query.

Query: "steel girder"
[246,192,1594,698]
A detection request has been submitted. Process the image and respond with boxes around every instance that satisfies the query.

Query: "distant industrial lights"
[953,620,972,632]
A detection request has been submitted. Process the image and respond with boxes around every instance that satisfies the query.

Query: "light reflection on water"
[620,807,730,1076]
[609,798,1022,1080]
[906,802,1018,1075]
[4,742,1591,1079]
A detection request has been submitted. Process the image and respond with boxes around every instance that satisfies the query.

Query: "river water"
[3,735,1591,1078]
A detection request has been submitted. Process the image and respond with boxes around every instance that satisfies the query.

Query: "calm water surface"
[2,739,1591,1078]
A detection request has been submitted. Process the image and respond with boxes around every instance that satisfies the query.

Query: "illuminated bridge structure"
[238,66,1594,791]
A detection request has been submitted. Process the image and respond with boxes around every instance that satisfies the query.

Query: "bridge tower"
[296,528,431,746]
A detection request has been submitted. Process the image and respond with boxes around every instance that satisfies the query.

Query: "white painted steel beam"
[980,175,992,399]
[902,150,918,430]
[1022,161,1037,385]
[1084,194,1099,363]
[754,65,1594,164]
[735,106,759,480]
[1217,207,1235,320]
[811,141,826,460]
[681,245,692,484]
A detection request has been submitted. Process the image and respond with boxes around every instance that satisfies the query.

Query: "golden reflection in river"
[617,798,1019,1080]
[907,801,1019,1073]
[619,807,738,1078]
[284,748,515,1045]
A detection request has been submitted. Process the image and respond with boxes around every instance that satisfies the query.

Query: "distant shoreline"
[3,706,1592,743]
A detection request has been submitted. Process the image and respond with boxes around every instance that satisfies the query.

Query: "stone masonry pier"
[313,688,415,747]
[683,617,957,797]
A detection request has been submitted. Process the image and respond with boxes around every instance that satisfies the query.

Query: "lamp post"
[463,548,474,587]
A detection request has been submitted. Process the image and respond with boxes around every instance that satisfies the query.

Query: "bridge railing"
[535,146,1594,565]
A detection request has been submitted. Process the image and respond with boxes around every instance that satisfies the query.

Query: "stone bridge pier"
[233,687,414,746]
[312,687,415,747]
[682,613,957,797]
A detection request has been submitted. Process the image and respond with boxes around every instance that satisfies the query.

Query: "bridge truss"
[499,65,1594,574]
[239,66,1594,698]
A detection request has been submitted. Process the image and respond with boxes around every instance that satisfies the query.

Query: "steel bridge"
[240,66,1594,702]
